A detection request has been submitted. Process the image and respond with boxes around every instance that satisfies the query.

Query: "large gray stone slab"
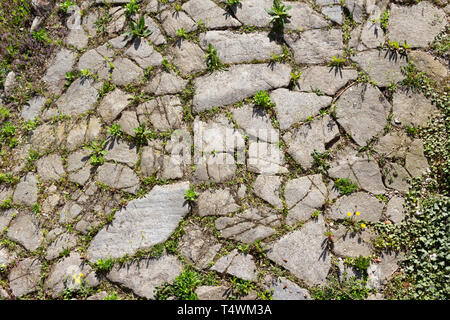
[8,257,42,297]
[95,163,140,194]
[296,66,358,95]
[197,188,239,217]
[329,192,384,222]
[12,173,38,207]
[392,90,437,127]
[43,49,77,95]
[56,77,99,116]
[183,0,241,28]
[265,277,311,300]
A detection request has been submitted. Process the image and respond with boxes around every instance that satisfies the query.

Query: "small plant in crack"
[328,56,347,69]
[225,0,241,10]
[107,123,123,139]
[334,178,358,195]
[253,90,274,110]
[125,0,140,17]
[85,140,107,166]
[265,0,292,31]
[60,0,76,14]
[205,43,225,72]
[184,187,199,202]
[133,123,157,148]
[124,16,152,38]
[311,149,330,173]
[289,70,302,89]
[176,27,188,40]
[96,258,115,273]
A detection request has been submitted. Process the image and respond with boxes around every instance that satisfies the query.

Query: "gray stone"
[199,31,281,64]
[405,139,429,178]
[86,291,109,300]
[384,162,411,193]
[211,249,257,282]
[271,88,332,130]
[267,216,331,286]
[387,2,447,48]
[137,95,183,131]
[232,105,279,143]
[118,111,139,137]
[374,131,411,159]
[183,0,241,28]
[107,255,183,299]
[168,41,206,76]
[194,153,237,183]
[358,16,385,50]
[145,72,187,96]
[283,115,339,169]
[96,163,140,194]
[56,77,99,116]
[45,232,78,260]
[284,174,328,226]
[98,88,132,123]
[286,2,329,30]
[3,71,16,95]
[193,63,291,112]
[367,251,404,289]
[409,51,448,83]
[266,277,311,300]
[8,257,42,297]
[351,50,408,87]
[67,149,90,172]
[21,96,46,121]
[139,143,164,176]
[335,84,390,146]
[42,49,76,95]
[77,46,113,81]
[106,7,126,35]
[233,0,273,27]
[329,192,384,222]
[197,188,239,217]
[111,57,144,86]
[332,226,374,257]
[146,0,168,13]
[179,223,222,269]
[215,207,281,244]
[36,154,65,182]
[87,182,190,261]
[247,141,288,175]
[44,253,99,298]
[344,0,364,23]
[7,213,43,252]
[125,38,163,69]
[66,6,89,49]
[285,29,343,64]
[196,286,230,300]
[108,34,131,49]
[0,247,16,268]
[104,139,138,167]
[392,90,437,127]
[0,209,16,232]
[59,202,84,224]
[159,10,197,37]
[322,6,343,25]
[386,196,406,224]
[253,175,283,208]
[82,11,99,36]
[12,174,38,207]
[30,123,55,152]
[144,16,166,46]
[296,66,358,95]
[66,122,87,151]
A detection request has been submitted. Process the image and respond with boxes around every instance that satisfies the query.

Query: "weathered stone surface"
[351,50,408,87]
[168,41,206,76]
[12,173,38,207]
[111,57,144,86]
[8,257,42,297]
[107,255,183,299]
[59,202,83,224]
[332,226,374,257]
[199,31,281,64]
[45,232,78,260]
[144,16,166,46]
[56,77,99,116]
[358,15,386,50]
[104,139,138,167]
[36,154,65,182]
[296,66,358,95]
[384,162,411,193]
[266,277,311,300]
[43,49,76,95]
[329,192,384,222]
[409,51,448,83]
[44,253,99,298]
[283,115,339,169]
[388,2,447,48]
[215,207,281,244]
[247,141,287,175]
[125,38,163,69]
[286,2,329,30]
[211,249,257,281]
[253,175,283,208]
[0,209,16,233]
[30,123,55,152]
[106,7,126,35]
[96,163,140,194]
[21,96,46,121]
[86,291,109,300]
[271,88,332,130]
[7,213,43,252]
[137,95,183,131]
[159,10,197,37]
[183,0,241,28]
[77,45,114,80]
[392,90,437,127]
[0,247,16,268]
[335,84,390,146]
[284,174,328,226]
[145,72,187,96]
[322,5,343,25]
[285,29,343,64]
[118,111,139,137]
[328,147,385,195]
[405,139,429,178]
[232,105,278,143]
[386,196,406,224]
[193,63,291,112]
[87,182,189,261]
[179,223,222,269]
[139,142,164,176]
[196,286,230,300]
[267,216,331,286]
[197,188,239,217]
[374,131,411,159]
[98,88,131,123]
[367,251,404,289]
[233,0,273,27]
[66,5,89,49]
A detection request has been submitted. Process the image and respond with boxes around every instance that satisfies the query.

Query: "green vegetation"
[328,56,346,68]
[125,0,140,17]
[265,0,292,31]
[96,258,115,273]
[84,140,107,166]
[334,178,358,195]
[311,274,371,300]
[184,187,199,202]
[107,123,123,138]
[253,90,274,110]
[156,266,203,300]
[60,0,76,14]
[205,44,224,72]
[0,121,18,148]
[124,16,152,38]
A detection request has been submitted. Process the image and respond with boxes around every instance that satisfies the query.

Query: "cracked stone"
[66,6,89,49]
[232,105,279,143]
[144,16,166,46]
[267,216,331,286]
[384,162,411,193]
[125,38,163,69]
[196,286,230,300]
[87,182,190,261]
[211,249,257,282]
[104,139,138,167]
[296,66,358,96]
[283,115,339,169]
[253,175,283,208]
[367,251,404,289]
[77,45,114,81]
[7,213,43,251]
[392,90,437,127]
[96,163,140,194]
[8,257,42,297]
[248,141,288,175]
[183,0,241,29]
[98,88,132,123]
[159,10,197,37]
[168,41,206,76]
[137,95,183,131]
[197,188,239,217]
[36,154,65,182]
[118,111,139,137]
[43,48,76,95]
[409,51,448,83]
[271,88,333,130]
[374,131,412,159]
[233,0,272,27]
[215,207,281,244]
[111,57,144,86]
[386,196,406,224]
[59,202,84,224]
[199,31,282,64]
[265,277,311,300]
[405,139,429,178]
[107,255,183,299]
[21,96,46,121]
[0,209,16,231]
[56,77,99,116]
[329,192,384,222]
[12,173,38,207]
[322,6,343,25]
[139,142,164,176]
[145,71,187,96]
[332,226,374,257]
[0,247,16,268]
[358,16,386,50]
[193,63,291,112]
[45,232,78,260]
[30,123,56,152]
[286,2,329,30]
[106,7,126,35]
[336,84,390,146]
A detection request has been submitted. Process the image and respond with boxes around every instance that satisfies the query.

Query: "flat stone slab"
[111,57,144,86]
[211,249,257,281]
[215,207,281,244]
[285,2,329,30]
[183,0,241,29]
[285,29,343,64]
[86,181,190,261]
[145,72,187,96]
[247,141,288,175]
[21,96,46,121]
[374,131,412,159]
[96,163,140,194]
[329,192,384,222]
[367,251,404,289]
[351,50,408,87]
[253,175,283,209]
[168,41,206,76]
[271,88,332,130]
[388,2,447,48]
[405,139,429,178]
[196,286,230,300]
[199,31,282,64]
[104,139,139,167]
[332,226,374,258]
[196,188,239,217]
[232,105,279,143]
[266,277,311,300]
[125,38,163,69]
[137,95,183,131]
[335,84,390,146]
[386,196,406,224]
[8,257,42,297]
[296,66,358,95]
[392,90,437,127]
[283,115,339,169]
[193,63,291,112]
[409,51,448,83]
[36,154,65,182]
[56,77,99,116]
[12,173,38,207]
[78,45,114,81]
[384,162,411,193]
[45,232,78,260]
[159,10,197,37]
[43,48,77,95]
[233,0,273,27]
[267,216,331,286]
[30,123,56,152]
[107,255,183,299]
